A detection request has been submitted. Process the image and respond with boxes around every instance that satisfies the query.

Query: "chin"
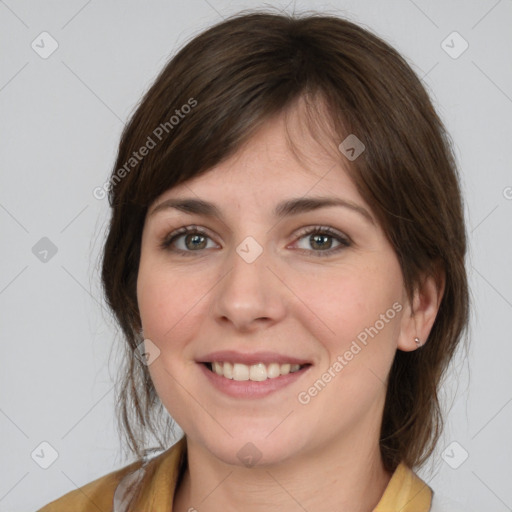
[197,426,309,468]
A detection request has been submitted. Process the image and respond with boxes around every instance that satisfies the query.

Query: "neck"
[173,428,392,512]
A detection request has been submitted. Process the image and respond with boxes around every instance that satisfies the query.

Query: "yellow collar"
[373,459,432,511]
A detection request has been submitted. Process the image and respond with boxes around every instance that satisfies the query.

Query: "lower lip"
[199,363,310,399]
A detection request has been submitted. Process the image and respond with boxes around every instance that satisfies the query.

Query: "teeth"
[249,363,267,382]
[233,363,250,381]
[281,363,291,375]
[209,362,303,381]
[267,362,281,379]
[213,361,224,376]
[223,362,233,379]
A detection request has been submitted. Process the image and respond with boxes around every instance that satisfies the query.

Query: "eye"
[160,225,217,255]
[292,225,351,256]
[160,224,351,257]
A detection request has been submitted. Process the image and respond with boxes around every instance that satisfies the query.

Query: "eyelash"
[159,225,351,257]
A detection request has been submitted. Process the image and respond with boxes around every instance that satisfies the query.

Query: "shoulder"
[37,458,144,512]
[36,438,188,512]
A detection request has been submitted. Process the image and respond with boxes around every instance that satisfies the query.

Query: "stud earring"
[414,337,421,347]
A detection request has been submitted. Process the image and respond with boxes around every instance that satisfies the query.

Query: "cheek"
[136,261,215,432]
[299,258,403,357]
[137,261,205,348]
[137,259,230,384]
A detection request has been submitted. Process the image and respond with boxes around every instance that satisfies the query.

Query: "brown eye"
[183,232,208,250]
[160,224,350,258]
[293,226,351,257]
[309,233,334,250]
[160,226,216,255]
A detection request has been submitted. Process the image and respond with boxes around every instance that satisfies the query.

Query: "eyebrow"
[148,196,374,225]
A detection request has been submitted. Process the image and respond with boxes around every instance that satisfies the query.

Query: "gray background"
[1,0,511,510]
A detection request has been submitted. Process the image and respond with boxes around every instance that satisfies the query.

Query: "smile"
[206,361,306,381]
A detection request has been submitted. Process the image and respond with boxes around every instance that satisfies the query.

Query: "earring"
[414,337,421,347]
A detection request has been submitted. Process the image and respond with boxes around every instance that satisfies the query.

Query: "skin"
[136,103,443,512]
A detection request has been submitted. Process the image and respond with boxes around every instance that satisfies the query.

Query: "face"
[137,107,410,467]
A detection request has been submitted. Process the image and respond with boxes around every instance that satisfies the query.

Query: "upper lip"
[197,350,312,366]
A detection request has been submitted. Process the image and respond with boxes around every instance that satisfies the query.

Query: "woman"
[39,10,469,512]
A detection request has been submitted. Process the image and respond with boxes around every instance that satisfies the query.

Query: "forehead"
[151,108,364,210]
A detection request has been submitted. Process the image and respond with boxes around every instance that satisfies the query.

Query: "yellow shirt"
[37,437,433,511]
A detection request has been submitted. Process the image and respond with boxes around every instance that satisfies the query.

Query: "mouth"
[197,350,313,398]
[203,361,311,381]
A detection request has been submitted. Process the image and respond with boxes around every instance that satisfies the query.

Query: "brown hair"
[100,9,469,472]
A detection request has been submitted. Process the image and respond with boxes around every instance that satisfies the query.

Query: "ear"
[397,266,445,352]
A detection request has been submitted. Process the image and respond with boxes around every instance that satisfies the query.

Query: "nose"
[211,241,287,333]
